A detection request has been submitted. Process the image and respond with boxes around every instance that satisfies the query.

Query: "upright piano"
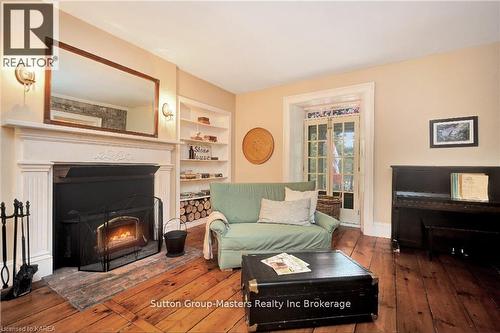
[391,166,500,258]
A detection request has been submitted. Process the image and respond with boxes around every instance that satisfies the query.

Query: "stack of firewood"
[179,198,212,222]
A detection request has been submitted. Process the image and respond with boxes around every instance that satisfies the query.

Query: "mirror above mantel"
[45,40,159,137]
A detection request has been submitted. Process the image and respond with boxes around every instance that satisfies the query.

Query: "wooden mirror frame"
[44,40,160,137]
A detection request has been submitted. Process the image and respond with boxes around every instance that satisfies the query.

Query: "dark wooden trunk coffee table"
[241,250,378,332]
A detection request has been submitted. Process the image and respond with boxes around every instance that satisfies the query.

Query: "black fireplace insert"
[53,164,163,272]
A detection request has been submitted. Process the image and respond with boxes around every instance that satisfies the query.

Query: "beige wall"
[235,42,500,225]
[177,69,235,113]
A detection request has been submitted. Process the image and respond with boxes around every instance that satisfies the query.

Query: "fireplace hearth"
[53,164,163,272]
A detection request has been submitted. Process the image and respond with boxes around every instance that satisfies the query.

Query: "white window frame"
[282,82,385,237]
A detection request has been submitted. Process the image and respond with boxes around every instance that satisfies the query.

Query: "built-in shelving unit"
[176,96,231,228]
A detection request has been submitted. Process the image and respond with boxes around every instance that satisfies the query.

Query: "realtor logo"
[2,1,58,68]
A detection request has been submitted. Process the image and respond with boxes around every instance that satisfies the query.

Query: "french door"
[305,116,360,225]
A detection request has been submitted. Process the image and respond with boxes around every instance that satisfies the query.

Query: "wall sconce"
[15,64,36,92]
[162,103,174,121]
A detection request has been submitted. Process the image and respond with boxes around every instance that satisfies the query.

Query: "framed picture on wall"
[429,116,478,148]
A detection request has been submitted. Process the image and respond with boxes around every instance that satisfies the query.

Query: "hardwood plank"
[416,252,476,333]
[80,312,130,332]
[119,322,149,332]
[188,292,245,333]
[350,234,377,268]
[275,328,313,333]
[135,268,233,324]
[332,227,347,247]
[156,271,242,332]
[9,301,78,329]
[51,304,112,333]
[227,316,247,333]
[468,262,500,308]
[334,227,361,255]
[313,324,355,333]
[440,255,500,332]
[118,259,210,313]
[103,300,162,333]
[355,238,396,333]
[394,250,435,333]
[103,300,138,322]
[0,286,66,325]
[112,257,205,303]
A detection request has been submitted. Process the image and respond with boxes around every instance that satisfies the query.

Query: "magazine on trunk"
[261,253,311,275]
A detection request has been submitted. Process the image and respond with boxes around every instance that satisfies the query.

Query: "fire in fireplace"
[96,216,146,254]
[77,196,163,272]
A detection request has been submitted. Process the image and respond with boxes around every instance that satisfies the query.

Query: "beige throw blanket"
[203,211,229,260]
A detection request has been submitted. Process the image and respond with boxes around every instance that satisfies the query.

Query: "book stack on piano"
[451,172,489,202]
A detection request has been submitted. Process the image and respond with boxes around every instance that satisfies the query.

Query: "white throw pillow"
[285,187,318,223]
[258,198,311,226]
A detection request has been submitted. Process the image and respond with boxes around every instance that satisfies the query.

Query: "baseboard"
[363,222,391,238]
[340,222,361,228]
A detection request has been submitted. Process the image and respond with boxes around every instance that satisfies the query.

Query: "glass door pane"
[305,121,328,192]
[330,117,359,225]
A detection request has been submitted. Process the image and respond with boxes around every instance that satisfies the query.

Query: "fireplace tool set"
[0,199,38,300]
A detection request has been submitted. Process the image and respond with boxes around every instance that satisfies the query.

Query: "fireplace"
[53,164,163,272]
[5,120,173,280]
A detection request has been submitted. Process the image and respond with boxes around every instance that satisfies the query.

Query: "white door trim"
[283,82,378,236]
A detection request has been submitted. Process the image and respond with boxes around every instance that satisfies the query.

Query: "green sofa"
[209,181,340,269]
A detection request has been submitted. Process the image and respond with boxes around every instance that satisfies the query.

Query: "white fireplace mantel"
[2,119,178,280]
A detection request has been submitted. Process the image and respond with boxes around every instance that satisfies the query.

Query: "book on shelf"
[450,172,489,202]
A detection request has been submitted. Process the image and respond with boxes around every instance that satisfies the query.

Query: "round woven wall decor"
[242,127,274,165]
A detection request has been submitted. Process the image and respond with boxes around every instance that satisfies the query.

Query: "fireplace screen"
[77,195,163,272]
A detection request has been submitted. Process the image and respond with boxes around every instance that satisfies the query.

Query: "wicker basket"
[317,195,341,220]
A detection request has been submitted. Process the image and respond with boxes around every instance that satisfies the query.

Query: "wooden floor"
[1,225,499,333]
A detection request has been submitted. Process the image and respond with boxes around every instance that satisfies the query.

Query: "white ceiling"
[60,1,500,93]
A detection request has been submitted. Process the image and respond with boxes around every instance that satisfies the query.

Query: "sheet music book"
[460,173,489,202]
[451,172,489,202]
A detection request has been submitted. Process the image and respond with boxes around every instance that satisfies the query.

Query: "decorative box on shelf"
[180,170,197,180]
[317,195,341,220]
[198,116,210,125]
[203,135,218,142]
